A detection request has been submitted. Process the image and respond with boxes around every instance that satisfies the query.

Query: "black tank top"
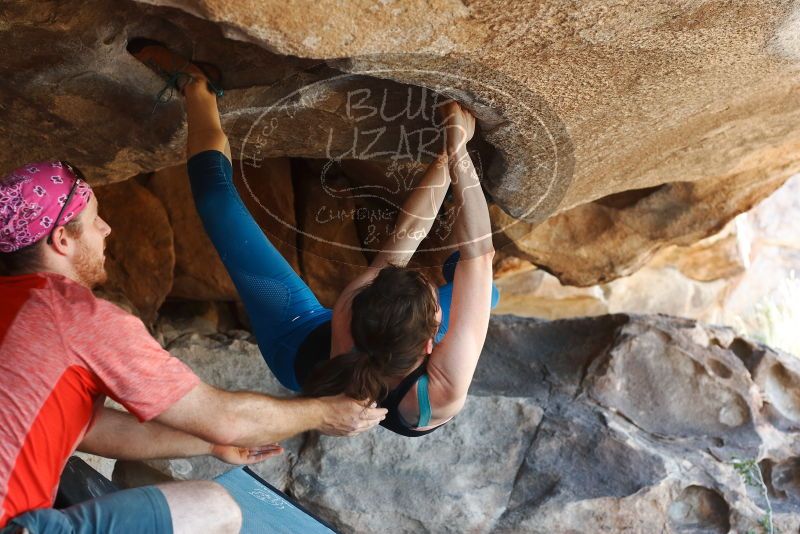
[294,320,443,437]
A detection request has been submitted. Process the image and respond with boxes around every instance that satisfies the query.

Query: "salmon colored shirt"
[0,272,200,526]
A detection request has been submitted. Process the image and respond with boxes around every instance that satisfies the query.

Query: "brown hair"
[0,219,83,276]
[304,265,440,403]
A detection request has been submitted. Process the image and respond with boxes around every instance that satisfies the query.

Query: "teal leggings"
[187,150,499,391]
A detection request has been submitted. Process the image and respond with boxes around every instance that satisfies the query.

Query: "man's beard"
[74,240,107,288]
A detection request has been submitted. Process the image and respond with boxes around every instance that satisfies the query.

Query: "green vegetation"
[733,458,774,534]
[734,271,800,358]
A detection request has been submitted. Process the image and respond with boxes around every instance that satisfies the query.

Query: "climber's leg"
[186,148,331,392]
[132,41,331,391]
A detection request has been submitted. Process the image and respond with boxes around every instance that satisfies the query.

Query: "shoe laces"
[147,58,224,115]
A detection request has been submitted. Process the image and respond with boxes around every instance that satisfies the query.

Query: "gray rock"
[124,313,800,533]
[154,332,304,489]
[586,317,762,458]
[291,396,542,534]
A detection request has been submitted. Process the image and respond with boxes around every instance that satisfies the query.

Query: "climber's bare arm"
[426,103,494,421]
[329,151,451,354]
[334,150,452,301]
[184,78,232,163]
[368,152,452,271]
[330,100,467,319]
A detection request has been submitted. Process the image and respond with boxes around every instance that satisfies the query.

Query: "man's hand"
[316,395,388,437]
[211,443,284,465]
[440,101,476,155]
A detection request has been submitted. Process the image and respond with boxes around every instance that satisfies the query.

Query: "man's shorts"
[1,485,172,534]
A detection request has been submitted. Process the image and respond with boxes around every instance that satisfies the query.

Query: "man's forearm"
[222,391,325,447]
[78,407,212,461]
[156,382,384,448]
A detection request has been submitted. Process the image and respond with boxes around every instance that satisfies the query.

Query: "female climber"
[130,39,498,437]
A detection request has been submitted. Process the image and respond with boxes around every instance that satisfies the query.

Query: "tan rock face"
[649,218,748,282]
[495,160,800,286]
[493,263,609,319]
[147,157,297,302]
[147,164,238,301]
[292,159,368,307]
[3,0,799,287]
[94,178,174,324]
[491,174,800,360]
[140,0,800,207]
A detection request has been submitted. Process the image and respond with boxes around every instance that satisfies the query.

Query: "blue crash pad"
[214,467,338,534]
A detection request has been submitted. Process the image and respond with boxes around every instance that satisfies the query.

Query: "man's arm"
[155,383,387,448]
[78,406,283,464]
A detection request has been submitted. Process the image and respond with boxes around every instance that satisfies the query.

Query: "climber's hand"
[440,101,476,154]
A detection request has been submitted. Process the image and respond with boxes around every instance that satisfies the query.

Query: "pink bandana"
[0,161,93,253]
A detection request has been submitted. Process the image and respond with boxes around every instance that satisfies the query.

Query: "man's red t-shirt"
[0,272,201,527]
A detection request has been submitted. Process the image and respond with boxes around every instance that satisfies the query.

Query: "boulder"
[490,173,800,359]
[293,396,542,533]
[494,164,799,286]
[94,178,174,324]
[2,0,800,286]
[492,262,609,320]
[650,218,748,282]
[147,157,297,301]
[132,312,800,532]
[292,159,368,307]
[147,164,238,301]
[491,257,730,322]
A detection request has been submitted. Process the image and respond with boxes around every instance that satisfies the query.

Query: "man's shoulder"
[1,271,88,297]
[31,273,100,314]
[0,272,63,318]
[4,272,131,324]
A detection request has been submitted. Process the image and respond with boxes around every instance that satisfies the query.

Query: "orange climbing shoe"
[127,37,223,100]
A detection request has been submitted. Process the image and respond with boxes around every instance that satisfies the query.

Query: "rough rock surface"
[649,218,748,283]
[492,173,800,358]
[147,157,299,301]
[146,164,238,301]
[122,313,800,533]
[3,0,800,286]
[292,159,369,307]
[135,0,800,209]
[493,163,800,286]
[94,178,174,323]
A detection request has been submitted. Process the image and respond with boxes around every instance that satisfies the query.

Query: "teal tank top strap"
[416,374,432,427]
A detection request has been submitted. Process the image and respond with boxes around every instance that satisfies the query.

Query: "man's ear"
[426,338,434,355]
[49,226,72,256]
